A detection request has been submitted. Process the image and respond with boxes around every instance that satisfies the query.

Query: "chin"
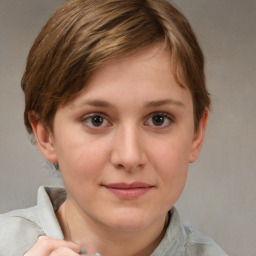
[108,220,150,232]
[101,209,160,232]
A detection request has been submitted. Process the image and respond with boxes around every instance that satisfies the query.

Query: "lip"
[102,182,154,200]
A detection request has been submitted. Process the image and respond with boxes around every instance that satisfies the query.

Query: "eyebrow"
[144,99,185,108]
[75,98,184,109]
[78,100,114,108]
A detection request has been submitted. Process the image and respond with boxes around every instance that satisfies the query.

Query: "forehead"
[85,43,187,92]
[67,44,192,111]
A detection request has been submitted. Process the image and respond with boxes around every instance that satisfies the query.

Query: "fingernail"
[79,248,88,254]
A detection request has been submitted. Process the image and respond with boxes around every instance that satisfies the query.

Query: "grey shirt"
[0,187,227,256]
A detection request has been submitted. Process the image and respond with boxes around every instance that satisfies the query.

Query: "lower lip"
[104,187,152,200]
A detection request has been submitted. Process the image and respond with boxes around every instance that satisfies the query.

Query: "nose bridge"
[111,122,147,171]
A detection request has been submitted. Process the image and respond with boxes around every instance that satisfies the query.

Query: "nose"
[110,124,148,172]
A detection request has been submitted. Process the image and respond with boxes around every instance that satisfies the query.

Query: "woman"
[0,0,227,255]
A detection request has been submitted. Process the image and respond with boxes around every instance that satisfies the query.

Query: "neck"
[56,197,168,256]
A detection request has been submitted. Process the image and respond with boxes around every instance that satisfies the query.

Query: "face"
[33,44,207,232]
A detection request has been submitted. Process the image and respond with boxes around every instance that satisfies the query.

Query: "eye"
[145,113,173,128]
[82,114,110,128]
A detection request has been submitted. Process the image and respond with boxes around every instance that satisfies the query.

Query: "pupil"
[92,116,103,126]
[152,115,164,126]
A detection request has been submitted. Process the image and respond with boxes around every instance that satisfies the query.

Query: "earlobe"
[189,109,209,163]
[30,116,58,163]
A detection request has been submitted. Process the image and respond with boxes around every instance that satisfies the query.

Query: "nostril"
[116,163,125,169]
[114,162,145,172]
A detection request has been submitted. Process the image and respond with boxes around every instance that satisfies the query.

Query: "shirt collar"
[37,186,66,239]
[152,207,186,256]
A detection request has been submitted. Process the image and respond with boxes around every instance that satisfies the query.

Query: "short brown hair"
[22,0,210,133]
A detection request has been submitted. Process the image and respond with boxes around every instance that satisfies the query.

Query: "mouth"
[102,182,154,200]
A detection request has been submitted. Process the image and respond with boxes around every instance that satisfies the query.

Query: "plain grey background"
[0,0,255,255]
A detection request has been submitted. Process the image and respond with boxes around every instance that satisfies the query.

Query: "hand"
[24,236,82,256]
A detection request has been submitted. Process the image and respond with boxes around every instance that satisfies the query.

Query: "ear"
[30,118,58,163]
[189,109,209,163]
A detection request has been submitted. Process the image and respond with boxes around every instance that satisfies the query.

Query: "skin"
[29,43,208,256]
[24,236,81,256]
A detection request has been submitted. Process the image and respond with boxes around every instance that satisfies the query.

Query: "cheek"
[149,135,191,190]
[150,133,192,169]
[55,136,110,180]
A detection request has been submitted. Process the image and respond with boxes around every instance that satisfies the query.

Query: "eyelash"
[81,112,174,129]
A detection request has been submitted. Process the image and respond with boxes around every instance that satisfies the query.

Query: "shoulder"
[183,225,228,256]
[153,208,228,256]
[0,186,66,256]
[0,206,44,255]
[0,206,43,234]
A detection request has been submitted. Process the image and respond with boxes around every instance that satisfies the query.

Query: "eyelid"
[81,112,106,118]
[145,111,174,121]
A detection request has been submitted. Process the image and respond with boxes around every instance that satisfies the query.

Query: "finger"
[49,246,81,255]
[25,236,81,256]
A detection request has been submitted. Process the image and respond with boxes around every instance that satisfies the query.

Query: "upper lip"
[103,182,154,189]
